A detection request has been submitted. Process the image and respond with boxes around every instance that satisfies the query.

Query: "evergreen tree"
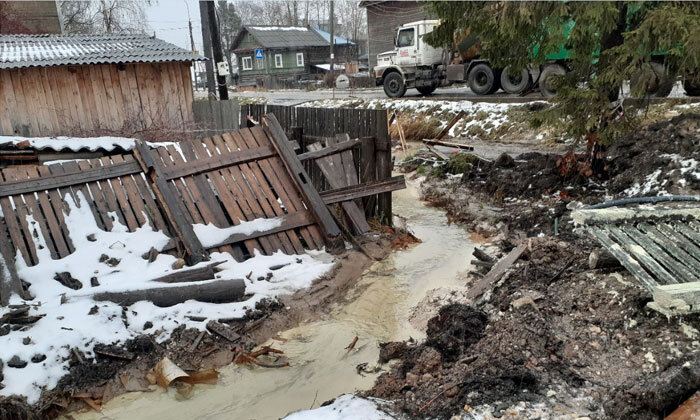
[425,2,700,147]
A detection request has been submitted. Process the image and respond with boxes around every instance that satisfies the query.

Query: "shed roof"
[237,26,329,50]
[0,34,203,70]
[310,27,356,46]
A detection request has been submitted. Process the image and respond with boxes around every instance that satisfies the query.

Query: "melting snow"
[283,395,394,420]
[0,192,334,403]
[0,135,180,152]
[193,218,283,248]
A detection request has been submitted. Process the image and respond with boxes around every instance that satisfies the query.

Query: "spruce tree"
[425,2,700,148]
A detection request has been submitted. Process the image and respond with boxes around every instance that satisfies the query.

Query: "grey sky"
[146,0,204,51]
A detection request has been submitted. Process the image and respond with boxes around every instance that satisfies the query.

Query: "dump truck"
[374,19,699,98]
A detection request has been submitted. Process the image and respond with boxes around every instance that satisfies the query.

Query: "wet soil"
[366,115,700,419]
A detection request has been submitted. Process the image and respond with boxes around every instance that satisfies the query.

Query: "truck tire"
[500,66,532,94]
[630,62,674,98]
[539,64,567,98]
[383,72,407,98]
[467,63,496,95]
[417,85,437,95]
[683,78,700,97]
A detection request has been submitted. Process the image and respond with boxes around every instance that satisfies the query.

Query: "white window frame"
[275,54,283,68]
[256,57,265,70]
[242,56,252,71]
[296,52,304,67]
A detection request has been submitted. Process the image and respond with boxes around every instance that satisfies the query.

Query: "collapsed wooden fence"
[0,113,405,304]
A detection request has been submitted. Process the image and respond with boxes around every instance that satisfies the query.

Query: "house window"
[296,52,304,67]
[275,54,283,68]
[256,57,265,69]
[242,56,252,70]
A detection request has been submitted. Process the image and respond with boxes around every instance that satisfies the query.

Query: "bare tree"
[335,0,365,42]
[60,0,151,34]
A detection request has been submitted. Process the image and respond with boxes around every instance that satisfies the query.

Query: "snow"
[250,26,308,31]
[624,154,700,197]
[193,217,283,248]
[0,192,334,403]
[283,395,394,420]
[0,135,180,153]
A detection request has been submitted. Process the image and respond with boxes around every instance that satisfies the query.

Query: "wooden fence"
[241,104,392,222]
[192,99,240,136]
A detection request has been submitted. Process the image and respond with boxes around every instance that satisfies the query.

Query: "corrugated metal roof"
[245,26,328,49]
[0,34,203,69]
[311,27,356,46]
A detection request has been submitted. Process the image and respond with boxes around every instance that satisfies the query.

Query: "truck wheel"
[630,62,674,98]
[500,66,532,94]
[467,63,496,95]
[383,72,407,98]
[539,64,567,98]
[417,85,437,95]
[683,78,700,97]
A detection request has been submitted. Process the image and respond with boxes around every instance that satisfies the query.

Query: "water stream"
[75,181,474,420]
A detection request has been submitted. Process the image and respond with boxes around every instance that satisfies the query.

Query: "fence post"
[291,126,304,152]
[360,136,377,218]
[375,110,392,225]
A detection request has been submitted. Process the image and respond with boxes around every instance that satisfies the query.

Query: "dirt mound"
[607,113,700,196]
[425,304,487,361]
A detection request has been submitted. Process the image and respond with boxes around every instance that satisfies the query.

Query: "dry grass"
[390,115,442,141]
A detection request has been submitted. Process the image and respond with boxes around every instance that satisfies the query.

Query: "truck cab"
[374,20,444,97]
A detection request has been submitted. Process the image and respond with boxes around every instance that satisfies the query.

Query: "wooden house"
[360,1,432,69]
[0,34,203,137]
[0,1,62,35]
[232,25,357,89]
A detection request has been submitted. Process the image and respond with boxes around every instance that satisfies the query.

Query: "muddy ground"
[366,114,700,419]
[0,234,398,418]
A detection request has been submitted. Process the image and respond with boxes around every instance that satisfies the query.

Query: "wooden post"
[291,126,304,152]
[263,114,343,251]
[360,136,377,218]
[133,141,207,265]
[375,109,392,225]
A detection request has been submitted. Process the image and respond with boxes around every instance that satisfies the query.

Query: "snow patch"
[193,217,283,248]
[283,395,394,420]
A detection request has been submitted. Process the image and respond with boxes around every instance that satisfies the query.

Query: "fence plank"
[263,114,342,249]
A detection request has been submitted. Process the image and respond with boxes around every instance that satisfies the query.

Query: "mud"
[366,115,700,419]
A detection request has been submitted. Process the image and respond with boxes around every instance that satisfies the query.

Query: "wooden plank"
[263,114,342,249]
[0,161,141,197]
[96,157,135,230]
[422,138,474,151]
[153,146,204,226]
[467,244,527,300]
[320,176,406,204]
[608,226,678,285]
[180,64,195,125]
[16,167,60,259]
[589,226,658,291]
[133,141,207,264]
[206,211,315,249]
[360,136,377,217]
[375,109,392,225]
[653,282,700,311]
[60,161,107,230]
[0,180,33,266]
[308,142,371,235]
[219,132,294,254]
[434,110,466,141]
[622,224,698,283]
[0,223,26,304]
[36,165,74,255]
[161,145,275,180]
[297,137,360,162]
[652,223,700,266]
[246,126,323,251]
[188,138,263,257]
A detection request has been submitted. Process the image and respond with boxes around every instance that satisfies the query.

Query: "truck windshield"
[397,28,415,48]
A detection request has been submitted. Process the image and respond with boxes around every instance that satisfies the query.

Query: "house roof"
[0,34,203,70]
[242,26,328,49]
[311,27,356,46]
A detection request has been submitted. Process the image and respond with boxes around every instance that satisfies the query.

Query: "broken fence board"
[160,145,275,180]
[133,141,207,264]
[297,137,360,162]
[434,111,466,141]
[320,175,406,205]
[422,138,475,151]
[206,211,315,250]
[0,160,141,197]
[466,244,527,300]
[263,114,342,249]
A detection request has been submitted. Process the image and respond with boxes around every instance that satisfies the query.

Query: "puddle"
[73,181,474,420]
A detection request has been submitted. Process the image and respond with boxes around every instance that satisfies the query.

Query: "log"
[151,261,225,283]
[467,244,527,300]
[472,248,494,263]
[471,260,494,269]
[91,279,245,307]
[588,247,621,270]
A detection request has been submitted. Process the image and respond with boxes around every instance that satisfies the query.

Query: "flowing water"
[75,181,474,420]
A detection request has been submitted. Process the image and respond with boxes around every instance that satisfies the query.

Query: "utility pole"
[207,1,229,100]
[199,1,216,97]
[329,0,334,73]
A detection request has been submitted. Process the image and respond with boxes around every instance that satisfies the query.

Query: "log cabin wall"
[0,61,195,137]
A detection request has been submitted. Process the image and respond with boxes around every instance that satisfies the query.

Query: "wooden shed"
[0,34,203,137]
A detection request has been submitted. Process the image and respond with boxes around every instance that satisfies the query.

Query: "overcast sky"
[146,0,204,51]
